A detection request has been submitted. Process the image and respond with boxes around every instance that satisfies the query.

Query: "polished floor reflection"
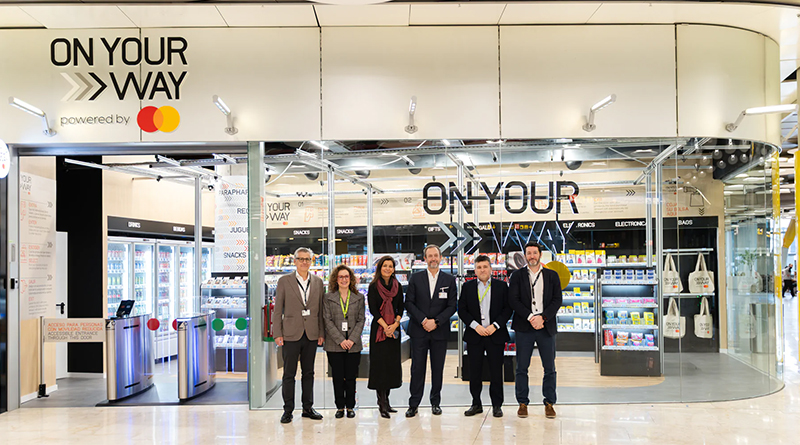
[2,299,797,444]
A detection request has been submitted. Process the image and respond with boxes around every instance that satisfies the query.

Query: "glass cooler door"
[156,244,176,348]
[133,243,155,318]
[107,241,131,318]
[179,245,195,316]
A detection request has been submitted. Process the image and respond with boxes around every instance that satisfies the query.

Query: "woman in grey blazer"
[322,264,366,418]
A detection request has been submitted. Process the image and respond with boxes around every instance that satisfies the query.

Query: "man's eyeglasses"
[295,257,312,263]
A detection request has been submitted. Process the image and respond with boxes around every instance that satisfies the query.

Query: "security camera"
[156,176,162,182]
[207,184,214,191]
[405,160,412,166]
[492,153,498,162]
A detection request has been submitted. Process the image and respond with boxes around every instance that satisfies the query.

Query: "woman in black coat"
[367,255,405,418]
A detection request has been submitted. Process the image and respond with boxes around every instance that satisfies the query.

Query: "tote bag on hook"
[664,297,686,339]
[663,254,683,293]
[694,297,713,339]
[689,254,715,294]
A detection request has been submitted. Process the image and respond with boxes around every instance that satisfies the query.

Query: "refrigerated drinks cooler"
[107,237,214,359]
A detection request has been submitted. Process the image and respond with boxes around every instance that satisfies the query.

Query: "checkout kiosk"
[106,300,217,402]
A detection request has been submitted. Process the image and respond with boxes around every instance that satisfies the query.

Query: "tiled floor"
[3,298,799,444]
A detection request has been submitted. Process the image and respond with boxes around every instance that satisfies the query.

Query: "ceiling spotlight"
[725,104,798,132]
[9,97,56,136]
[582,94,617,132]
[491,152,498,162]
[212,95,238,135]
[405,96,418,134]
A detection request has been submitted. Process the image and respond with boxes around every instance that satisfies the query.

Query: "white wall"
[500,25,678,139]
[321,26,500,140]
[0,25,782,146]
[676,25,775,143]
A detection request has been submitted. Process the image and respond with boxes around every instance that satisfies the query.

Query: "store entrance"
[16,152,248,408]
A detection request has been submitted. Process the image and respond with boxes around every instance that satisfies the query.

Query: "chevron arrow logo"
[60,72,107,101]
[626,190,636,197]
[452,223,478,254]
[436,221,458,252]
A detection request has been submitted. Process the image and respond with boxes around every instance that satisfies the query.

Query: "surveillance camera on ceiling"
[305,172,320,181]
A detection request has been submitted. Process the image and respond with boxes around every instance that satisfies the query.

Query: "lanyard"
[296,278,309,307]
[339,291,351,318]
[530,270,542,312]
[478,283,491,303]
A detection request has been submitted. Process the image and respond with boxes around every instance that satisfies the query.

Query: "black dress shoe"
[387,406,398,413]
[335,409,344,419]
[464,405,483,417]
[280,412,293,424]
[492,407,503,418]
[301,408,323,420]
[432,406,442,415]
[346,409,355,418]
[405,407,418,418]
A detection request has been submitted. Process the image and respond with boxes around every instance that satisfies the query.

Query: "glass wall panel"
[248,137,784,409]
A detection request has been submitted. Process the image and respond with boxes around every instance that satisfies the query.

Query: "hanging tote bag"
[688,254,715,294]
[664,297,686,339]
[738,305,757,340]
[694,297,713,339]
[663,254,683,293]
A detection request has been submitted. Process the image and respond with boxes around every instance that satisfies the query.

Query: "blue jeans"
[515,329,557,406]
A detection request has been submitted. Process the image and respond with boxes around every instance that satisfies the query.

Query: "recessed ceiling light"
[634,149,655,153]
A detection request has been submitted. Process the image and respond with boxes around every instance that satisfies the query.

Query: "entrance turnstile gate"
[177,314,216,400]
[106,314,154,401]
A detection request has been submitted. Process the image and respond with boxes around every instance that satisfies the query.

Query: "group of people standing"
[272,241,562,423]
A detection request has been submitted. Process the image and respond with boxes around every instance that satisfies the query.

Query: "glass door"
[179,245,195,316]
[202,244,213,282]
[107,240,131,318]
[156,243,176,360]
[133,242,155,317]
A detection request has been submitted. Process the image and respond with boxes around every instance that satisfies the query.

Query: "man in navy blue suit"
[404,244,457,417]
[508,241,562,419]
[458,254,512,418]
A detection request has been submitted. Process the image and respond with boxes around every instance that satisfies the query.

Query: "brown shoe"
[545,403,556,419]
[517,403,528,418]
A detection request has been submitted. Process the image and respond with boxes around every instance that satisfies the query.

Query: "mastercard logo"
[137,106,180,133]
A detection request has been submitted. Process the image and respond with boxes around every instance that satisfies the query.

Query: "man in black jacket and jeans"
[508,241,562,419]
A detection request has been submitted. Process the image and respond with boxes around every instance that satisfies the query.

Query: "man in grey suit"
[274,247,325,424]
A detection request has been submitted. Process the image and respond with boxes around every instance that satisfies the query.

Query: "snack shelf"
[602,324,659,330]
[602,345,658,351]
[602,303,659,308]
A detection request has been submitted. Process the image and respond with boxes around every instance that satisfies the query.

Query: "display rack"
[201,277,248,372]
[597,265,661,377]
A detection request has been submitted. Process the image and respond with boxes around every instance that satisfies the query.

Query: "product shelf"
[601,280,658,285]
[601,303,659,308]
[602,324,659,330]
[602,345,658,351]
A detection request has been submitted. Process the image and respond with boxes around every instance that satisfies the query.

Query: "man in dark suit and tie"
[458,254,512,418]
[509,241,562,419]
[273,247,325,424]
[404,244,457,417]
